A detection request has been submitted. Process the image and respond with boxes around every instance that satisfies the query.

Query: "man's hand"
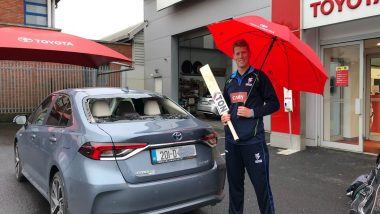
[237,106,254,118]
[221,114,231,125]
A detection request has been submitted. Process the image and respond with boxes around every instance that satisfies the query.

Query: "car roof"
[54,87,163,97]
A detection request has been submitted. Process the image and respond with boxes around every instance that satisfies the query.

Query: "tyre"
[50,172,68,214]
[14,143,26,182]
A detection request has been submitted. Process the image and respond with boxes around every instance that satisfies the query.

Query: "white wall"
[122,65,145,90]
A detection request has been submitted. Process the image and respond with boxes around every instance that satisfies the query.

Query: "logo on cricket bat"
[212,92,229,115]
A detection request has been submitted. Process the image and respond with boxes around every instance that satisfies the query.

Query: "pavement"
[0,118,378,214]
[196,115,378,213]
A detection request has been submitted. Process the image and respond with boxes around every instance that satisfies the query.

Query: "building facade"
[102,22,145,90]
[0,0,132,122]
[0,0,59,28]
[144,0,380,154]
[302,0,380,153]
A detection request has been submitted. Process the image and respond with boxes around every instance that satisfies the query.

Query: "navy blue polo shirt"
[223,66,280,144]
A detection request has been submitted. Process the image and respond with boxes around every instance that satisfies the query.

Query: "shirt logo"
[230,92,247,103]
[246,77,254,86]
[254,153,263,164]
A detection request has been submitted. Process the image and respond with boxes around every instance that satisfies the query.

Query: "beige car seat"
[144,100,161,116]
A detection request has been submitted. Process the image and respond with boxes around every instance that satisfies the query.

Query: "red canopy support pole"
[270,0,303,152]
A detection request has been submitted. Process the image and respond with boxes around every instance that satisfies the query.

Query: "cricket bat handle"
[226,120,239,142]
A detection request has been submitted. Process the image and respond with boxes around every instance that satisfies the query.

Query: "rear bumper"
[94,163,225,214]
[64,155,226,214]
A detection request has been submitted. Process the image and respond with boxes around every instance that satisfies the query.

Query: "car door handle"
[49,137,57,143]
[31,134,36,139]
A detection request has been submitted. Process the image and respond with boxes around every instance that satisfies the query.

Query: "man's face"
[233,46,251,69]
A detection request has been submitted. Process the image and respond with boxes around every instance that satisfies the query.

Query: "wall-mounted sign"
[157,0,183,11]
[303,0,380,29]
[336,66,349,87]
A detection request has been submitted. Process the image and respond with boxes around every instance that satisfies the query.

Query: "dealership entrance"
[320,38,380,153]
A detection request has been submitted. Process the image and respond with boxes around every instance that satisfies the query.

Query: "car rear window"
[85,96,189,123]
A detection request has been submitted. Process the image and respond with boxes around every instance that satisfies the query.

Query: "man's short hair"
[233,39,250,52]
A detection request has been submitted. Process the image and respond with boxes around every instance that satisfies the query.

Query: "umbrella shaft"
[260,36,277,71]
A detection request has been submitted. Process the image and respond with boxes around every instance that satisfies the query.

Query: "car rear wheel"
[50,172,68,214]
[14,143,25,182]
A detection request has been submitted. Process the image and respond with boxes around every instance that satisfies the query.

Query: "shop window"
[178,29,231,115]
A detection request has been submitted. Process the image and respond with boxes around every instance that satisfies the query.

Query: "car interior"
[91,100,113,122]
[115,101,140,118]
[88,97,188,123]
[143,100,161,116]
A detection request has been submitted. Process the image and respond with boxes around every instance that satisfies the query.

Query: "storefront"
[302,0,380,153]
[177,29,231,115]
[144,0,274,130]
[144,0,379,153]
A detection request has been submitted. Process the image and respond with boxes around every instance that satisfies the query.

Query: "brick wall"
[0,0,24,25]
[99,42,133,60]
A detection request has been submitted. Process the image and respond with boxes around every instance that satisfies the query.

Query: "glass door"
[366,55,380,141]
[321,42,363,152]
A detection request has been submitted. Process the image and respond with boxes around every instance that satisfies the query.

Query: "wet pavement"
[0,117,377,214]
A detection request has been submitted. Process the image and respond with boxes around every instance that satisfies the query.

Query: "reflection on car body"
[13,87,226,214]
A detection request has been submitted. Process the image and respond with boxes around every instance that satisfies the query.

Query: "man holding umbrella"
[221,39,280,214]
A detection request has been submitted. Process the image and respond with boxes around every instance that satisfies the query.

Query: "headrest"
[91,100,111,117]
[144,100,161,115]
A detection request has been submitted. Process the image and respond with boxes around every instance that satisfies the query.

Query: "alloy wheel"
[50,173,65,214]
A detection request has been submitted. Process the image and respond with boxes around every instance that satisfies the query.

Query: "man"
[221,39,280,214]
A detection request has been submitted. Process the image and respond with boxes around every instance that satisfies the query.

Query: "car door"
[19,95,54,189]
[39,94,73,188]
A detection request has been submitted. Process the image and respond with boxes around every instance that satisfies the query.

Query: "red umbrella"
[208,16,328,95]
[0,27,131,68]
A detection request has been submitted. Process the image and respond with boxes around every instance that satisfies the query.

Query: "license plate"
[151,145,196,164]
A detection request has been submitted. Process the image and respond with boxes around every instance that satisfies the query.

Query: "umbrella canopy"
[208,16,328,95]
[0,27,131,68]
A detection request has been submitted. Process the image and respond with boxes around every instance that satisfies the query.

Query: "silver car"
[197,94,219,118]
[13,87,226,214]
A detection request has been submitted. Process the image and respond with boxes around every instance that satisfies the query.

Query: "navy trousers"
[225,141,275,214]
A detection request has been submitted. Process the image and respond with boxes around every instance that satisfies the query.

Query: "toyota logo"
[172,132,182,141]
[18,37,34,43]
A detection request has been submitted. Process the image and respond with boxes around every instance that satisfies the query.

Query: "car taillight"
[78,142,147,160]
[202,132,218,147]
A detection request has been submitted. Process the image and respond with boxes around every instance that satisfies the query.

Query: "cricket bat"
[200,64,239,141]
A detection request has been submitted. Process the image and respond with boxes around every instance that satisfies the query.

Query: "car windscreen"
[84,95,189,123]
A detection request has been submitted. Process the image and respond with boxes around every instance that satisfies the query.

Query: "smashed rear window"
[84,95,189,123]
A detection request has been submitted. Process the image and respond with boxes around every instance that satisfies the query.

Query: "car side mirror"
[13,115,27,125]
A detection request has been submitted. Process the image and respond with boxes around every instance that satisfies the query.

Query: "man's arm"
[252,72,280,118]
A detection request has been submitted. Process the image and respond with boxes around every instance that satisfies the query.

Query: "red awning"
[0,27,131,68]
